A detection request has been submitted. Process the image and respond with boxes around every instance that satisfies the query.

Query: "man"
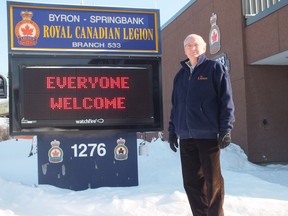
[168,34,235,216]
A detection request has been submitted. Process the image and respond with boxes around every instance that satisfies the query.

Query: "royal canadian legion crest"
[114,138,128,161]
[15,10,40,46]
[209,13,221,55]
[48,139,64,163]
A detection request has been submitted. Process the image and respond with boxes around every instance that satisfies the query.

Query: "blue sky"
[1,0,190,75]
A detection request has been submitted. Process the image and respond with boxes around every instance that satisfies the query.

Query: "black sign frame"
[9,55,163,135]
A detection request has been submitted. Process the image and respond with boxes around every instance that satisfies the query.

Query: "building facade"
[161,0,288,163]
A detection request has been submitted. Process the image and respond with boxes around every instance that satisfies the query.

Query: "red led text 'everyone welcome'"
[47,76,130,110]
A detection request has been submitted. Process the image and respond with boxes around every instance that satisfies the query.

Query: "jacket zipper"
[189,67,194,80]
[187,65,194,137]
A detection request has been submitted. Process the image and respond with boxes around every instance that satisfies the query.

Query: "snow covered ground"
[0,136,288,216]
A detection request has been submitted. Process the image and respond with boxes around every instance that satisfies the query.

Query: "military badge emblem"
[209,13,221,55]
[15,10,40,46]
[48,139,64,163]
[114,138,128,161]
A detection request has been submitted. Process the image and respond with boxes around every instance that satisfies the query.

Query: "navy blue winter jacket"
[168,54,235,139]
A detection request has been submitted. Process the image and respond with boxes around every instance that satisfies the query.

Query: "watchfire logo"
[75,119,104,124]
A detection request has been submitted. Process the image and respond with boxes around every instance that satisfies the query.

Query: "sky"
[0,126,288,216]
[0,0,190,75]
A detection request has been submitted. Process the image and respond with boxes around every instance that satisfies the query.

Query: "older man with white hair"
[168,34,235,216]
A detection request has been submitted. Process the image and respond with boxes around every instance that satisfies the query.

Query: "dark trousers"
[180,139,224,216]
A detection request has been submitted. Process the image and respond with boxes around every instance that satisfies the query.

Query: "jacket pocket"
[199,102,219,131]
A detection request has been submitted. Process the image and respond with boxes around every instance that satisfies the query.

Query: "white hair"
[183,34,207,47]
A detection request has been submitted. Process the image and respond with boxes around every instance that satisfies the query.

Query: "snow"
[0,136,288,216]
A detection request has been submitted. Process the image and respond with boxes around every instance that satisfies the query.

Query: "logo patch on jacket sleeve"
[197,75,208,80]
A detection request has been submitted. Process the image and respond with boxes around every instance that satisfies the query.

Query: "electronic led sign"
[9,56,162,134]
[18,65,158,131]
